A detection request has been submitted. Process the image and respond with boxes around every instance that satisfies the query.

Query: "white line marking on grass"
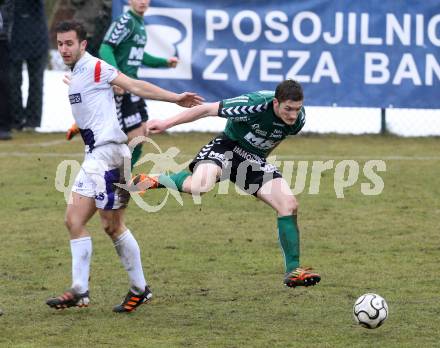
[0,152,83,158]
[268,155,440,161]
[181,154,440,161]
[1,152,439,161]
[22,139,71,147]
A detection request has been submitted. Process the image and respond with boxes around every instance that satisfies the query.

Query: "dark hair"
[54,20,87,42]
[275,79,304,103]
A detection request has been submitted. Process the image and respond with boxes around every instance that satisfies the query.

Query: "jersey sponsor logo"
[129,47,145,61]
[251,124,268,136]
[225,115,249,122]
[128,46,144,66]
[261,163,279,174]
[232,145,264,164]
[73,67,87,74]
[207,150,229,166]
[132,34,147,45]
[269,133,283,139]
[244,132,278,150]
[123,112,142,128]
[136,7,192,79]
[95,192,105,201]
[69,93,82,104]
[127,60,142,66]
[250,124,267,136]
[269,128,284,138]
[255,129,268,136]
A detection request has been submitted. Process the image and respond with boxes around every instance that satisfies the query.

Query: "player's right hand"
[66,123,80,140]
[176,92,204,108]
[167,57,179,68]
[146,119,168,134]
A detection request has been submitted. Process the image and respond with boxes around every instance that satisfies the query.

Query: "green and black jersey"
[218,91,305,158]
[102,9,167,78]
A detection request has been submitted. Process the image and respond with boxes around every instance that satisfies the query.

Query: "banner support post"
[381,108,387,135]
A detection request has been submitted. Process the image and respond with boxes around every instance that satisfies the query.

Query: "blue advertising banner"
[112,0,440,108]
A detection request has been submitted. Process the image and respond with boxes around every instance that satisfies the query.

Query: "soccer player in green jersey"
[99,0,178,167]
[135,79,321,288]
[67,0,179,166]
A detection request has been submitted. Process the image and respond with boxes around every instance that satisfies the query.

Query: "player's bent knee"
[104,227,117,238]
[64,217,72,231]
[189,179,216,195]
[98,209,125,239]
[277,197,298,216]
[64,216,84,235]
[190,184,213,196]
[101,219,124,239]
[189,163,221,195]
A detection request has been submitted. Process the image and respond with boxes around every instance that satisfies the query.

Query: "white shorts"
[72,143,131,210]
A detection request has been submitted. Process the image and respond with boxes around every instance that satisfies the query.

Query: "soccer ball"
[353,293,388,329]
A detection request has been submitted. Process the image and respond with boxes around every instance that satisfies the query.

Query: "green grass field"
[0,132,439,347]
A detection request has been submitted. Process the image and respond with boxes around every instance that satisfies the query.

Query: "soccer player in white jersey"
[46,20,203,313]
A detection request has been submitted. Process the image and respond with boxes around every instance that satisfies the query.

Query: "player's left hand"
[176,92,204,108]
[167,57,179,68]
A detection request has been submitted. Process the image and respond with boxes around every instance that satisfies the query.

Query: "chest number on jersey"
[244,132,276,150]
[129,47,144,60]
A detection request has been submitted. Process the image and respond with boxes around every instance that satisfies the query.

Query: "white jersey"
[68,52,128,153]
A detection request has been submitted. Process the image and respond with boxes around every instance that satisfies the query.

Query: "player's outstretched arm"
[142,51,173,68]
[111,73,203,107]
[147,102,220,134]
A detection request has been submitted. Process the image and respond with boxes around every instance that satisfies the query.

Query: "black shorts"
[115,92,149,133]
[189,134,282,196]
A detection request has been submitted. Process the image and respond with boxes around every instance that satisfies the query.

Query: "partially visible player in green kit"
[100,0,178,167]
[135,79,321,289]
[66,0,178,168]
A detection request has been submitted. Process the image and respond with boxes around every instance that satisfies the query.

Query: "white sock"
[70,236,92,293]
[114,229,147,293]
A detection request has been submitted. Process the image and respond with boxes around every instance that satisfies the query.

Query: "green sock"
[277,215,300,273]
[158,170,191,192]
[131,144,143,169]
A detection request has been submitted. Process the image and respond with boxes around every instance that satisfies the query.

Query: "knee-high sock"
[113,229,147,293]
[157,170,191,192]
[277,215,300,273]
[131,144,143,169]
[70,236,92,293]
